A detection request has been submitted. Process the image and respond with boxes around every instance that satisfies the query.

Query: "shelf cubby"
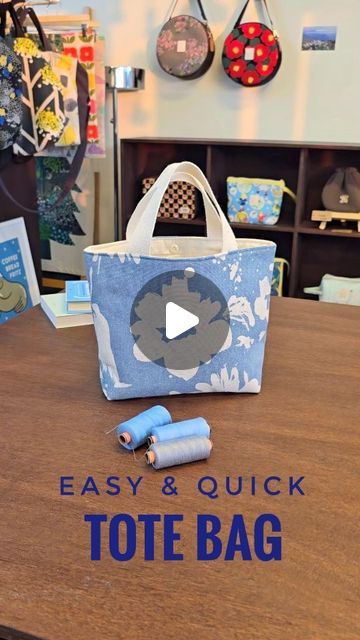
[121,138,360,300]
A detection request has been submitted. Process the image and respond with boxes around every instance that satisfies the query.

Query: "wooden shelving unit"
[120,138,360,298]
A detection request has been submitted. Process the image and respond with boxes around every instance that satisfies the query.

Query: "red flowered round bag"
[222,0,281,87]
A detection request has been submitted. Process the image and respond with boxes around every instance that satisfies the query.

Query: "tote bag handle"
[126,162,238,255]
[127,161,225,243]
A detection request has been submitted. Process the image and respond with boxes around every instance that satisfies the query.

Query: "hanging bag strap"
[283,185,296,201]
[167,0,208,22]
[236,0,275,31]
[16,4,52,51]
[127,162,238,255]
[2,0,25,38]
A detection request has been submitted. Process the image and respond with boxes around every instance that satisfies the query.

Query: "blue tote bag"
[84,162,276,400]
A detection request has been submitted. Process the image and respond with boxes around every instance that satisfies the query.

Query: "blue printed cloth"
[84,242,276,400]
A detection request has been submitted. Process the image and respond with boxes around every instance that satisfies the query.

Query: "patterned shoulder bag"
[5,1,66,156]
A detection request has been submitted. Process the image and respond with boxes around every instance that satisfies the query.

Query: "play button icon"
[166,302,199,340]
[130,269,230,372]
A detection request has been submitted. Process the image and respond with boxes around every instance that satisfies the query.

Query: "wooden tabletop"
[0,298,359,640]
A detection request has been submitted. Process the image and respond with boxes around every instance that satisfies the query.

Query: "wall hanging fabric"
[227,177,296,225]
[142,177,197,219]
[38,31,105,158]
[84,161,276,401]
[6,5,66,156]
[322,168,360,213]
[222,0,281,86]
[304,275,360,306]
[157,0,215,80]
[37,157,95,276]
[0,5,23,156]
[60,30,100,147]
[88,35,105,158]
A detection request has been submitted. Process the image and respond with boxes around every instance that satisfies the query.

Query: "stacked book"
[41,281,93,329]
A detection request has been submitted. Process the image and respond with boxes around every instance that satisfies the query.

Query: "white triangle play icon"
[166,302,199,340]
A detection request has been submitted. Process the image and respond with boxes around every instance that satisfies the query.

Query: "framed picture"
[302,26,337,51]
[0,217,40,325]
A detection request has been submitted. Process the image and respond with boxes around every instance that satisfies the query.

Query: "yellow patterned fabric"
[41,51,80,147]
[13,36,65,156]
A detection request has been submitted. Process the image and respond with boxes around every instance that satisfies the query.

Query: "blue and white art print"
[0,218,40,325]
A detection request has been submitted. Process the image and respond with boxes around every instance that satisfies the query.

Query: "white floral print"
[237,335,254,349]
[228,295,255,329]
[255,276,271,321]
[229,262,242,283]
[92,304,131,389]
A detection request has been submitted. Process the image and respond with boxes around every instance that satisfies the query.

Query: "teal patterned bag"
[227,177,296,225]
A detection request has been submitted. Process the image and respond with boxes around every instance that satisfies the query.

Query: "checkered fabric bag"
[142,177,197,220]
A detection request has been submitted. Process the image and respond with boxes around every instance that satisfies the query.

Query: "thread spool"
[148,417,210,445]
[117,406,172,450]
[146,436,212,470]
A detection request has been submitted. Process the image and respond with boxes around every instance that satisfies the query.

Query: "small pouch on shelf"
[304,274,360,306]
[142,176,197,220]
[227,177,296,225]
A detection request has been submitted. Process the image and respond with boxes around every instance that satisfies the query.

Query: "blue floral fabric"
[0,39,23,151]
[227,178,285,225]
[84,243,276,400]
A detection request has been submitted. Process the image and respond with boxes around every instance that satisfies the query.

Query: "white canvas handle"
[126,162,223,241]
[126,162,238,255]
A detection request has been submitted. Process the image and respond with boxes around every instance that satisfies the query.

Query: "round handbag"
[222,0,282,87]
[157,0,215,80]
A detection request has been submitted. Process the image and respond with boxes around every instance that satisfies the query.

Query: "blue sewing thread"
[117,406,172,450]
[146,435,212,470]
[149,417,210,445]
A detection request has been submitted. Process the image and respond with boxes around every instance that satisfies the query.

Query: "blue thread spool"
[117,406,172,450]
[146,435,212,470]
[149,417,210,445]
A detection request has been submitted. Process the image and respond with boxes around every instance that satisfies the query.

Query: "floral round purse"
[157,0,215,80]
[222,0,281,87]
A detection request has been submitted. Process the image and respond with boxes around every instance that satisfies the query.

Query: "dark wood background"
[0,298,359,640]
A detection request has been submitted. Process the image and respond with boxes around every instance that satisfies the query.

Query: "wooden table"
[0,299,359,640]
